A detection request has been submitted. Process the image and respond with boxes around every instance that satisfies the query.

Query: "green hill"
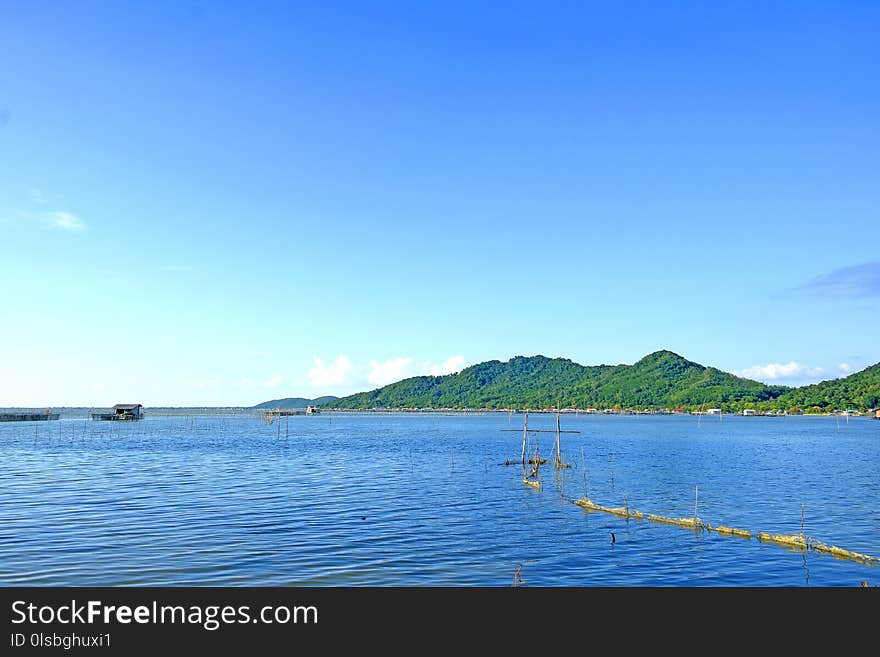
[321,350,803,411]
[253,396,338,410]
[776,363,880,411]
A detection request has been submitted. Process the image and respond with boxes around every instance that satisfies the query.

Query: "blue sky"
[1,1,878,406]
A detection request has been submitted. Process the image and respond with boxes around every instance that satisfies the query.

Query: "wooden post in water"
[694,484,699,521]
[581,446,588,499]
[521,412,529,466]
[555,412,562,469]
[610,452,615,490]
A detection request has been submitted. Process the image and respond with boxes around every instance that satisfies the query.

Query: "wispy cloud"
[263,374,282,388]
[308,356,353,387]
[235,374,284,389]
[304,354,467,391]
[367,355,466,387]
[368,357,415,386]
[48,211,86,231]
[736,362,825,382]
[802,262,880,298]
[429,355,466,376]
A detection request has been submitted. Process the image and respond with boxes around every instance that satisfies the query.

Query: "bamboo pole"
[555,411,561,468]
[521,412,528,466]
[581,446,588,499]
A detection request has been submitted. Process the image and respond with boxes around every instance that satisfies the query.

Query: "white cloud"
[428,355,466,376]
[838,363,852,375]
[736,362,825,381]
[368,357,415,386]
[304,354,467,392]
[368,355,467,387]
[235,374,283,388]
[308,355,353,387]
[49,211,85,231]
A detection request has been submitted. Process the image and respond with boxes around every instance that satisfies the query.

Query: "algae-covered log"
[573,497,643,520]
[522,478,541,490]
[708,525,751,539]
[756,532,807,550]
[810,540,878,565]
[647,514,705,530]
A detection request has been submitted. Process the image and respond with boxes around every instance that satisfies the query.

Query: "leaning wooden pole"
[521,411,529,466]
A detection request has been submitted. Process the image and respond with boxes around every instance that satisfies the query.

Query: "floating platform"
[0,412,60,422]
[522,478,541,490]
[90,413,143,421]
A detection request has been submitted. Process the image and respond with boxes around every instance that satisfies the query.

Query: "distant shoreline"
[1,407,873,419]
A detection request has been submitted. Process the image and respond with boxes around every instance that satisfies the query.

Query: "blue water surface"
[0,413,877,586]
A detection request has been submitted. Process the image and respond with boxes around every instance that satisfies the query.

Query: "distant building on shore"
[706,408,722,415]
[742,409,756,416]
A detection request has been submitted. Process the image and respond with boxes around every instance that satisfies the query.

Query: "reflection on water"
[0,413,877,586]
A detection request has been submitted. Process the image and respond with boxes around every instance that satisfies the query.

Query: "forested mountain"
[320,351,824,411]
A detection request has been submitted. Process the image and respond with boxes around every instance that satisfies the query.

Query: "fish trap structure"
[262,409,303,423]
[0,410,60,422]
[501,411,579,470]
[91,404,144,421]
[570,486,879,567]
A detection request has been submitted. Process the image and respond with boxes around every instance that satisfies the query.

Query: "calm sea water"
[0,413,877,586]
